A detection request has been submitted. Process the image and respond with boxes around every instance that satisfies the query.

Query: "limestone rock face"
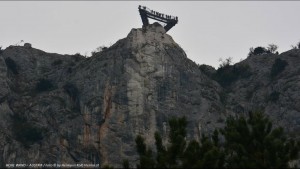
[0,23,299,167]
[0,23,224,167]
[0,45,85,166]
[66,23,224,166]
[221,50,300,166]
[224,50,300,138]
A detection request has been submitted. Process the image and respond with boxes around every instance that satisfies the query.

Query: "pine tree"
[131,112,299,168]
[182,140,201,168]
[135,135,155,168]
[135,117,189,168]
[166,116,187,167]
[221,111,299,168]
[154,131,167,168]
[122,159,129,169]
[134,117,225,168]
[192,133,224,168]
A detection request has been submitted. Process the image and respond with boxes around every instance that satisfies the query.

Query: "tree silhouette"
[221,111,299,168]
[131,112,299,168]
[134,117,223,168]
[267,44,278,54]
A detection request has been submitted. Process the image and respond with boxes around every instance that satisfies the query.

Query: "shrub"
[51,59,63,66]
[36,79,54,92]
[198,64,216,78]
[67,67,72,74]
[291,41,300,49]
[267,44,278,54]
[214,63,252,87]
[248,46,270,57]
[214,65,235,87]
[91,45,108,56]
[217,118,225,123]
[5,57,18,74]
[63,83,80,112]
[219,91,228,104]
[291,45,297,50]
[75,52,81,56]
[74,53,84,62]
[63,83,79,103]
[219,57,233,67]
[269,91,280,102]
[235,64,252,78]
[271,58,288,78]
[11,113,45,148]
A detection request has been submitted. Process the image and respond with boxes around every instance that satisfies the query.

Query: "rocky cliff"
[0,23,299,167]
[224,49,300,138]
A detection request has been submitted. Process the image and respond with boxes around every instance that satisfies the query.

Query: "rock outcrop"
[65,23,224,166]
[0,23,299,167]
[224,50,300,139]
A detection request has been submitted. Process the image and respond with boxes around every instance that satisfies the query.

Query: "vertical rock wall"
[0,23,299,167]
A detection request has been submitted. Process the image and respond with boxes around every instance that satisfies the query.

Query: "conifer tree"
[135,135,155,168]
[221,111,299,168]
[132,112,299,168]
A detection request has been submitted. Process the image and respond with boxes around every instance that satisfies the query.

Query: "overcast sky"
[1,1,300,68]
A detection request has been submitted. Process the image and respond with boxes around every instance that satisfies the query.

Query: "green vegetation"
[222,112,299,168]
[51,59,63,66]
[291,41,300,49]
[133,117,224,168]
[267,44,279,54]
[35,78,54,92]
[129,112,299,168]
[75,53,81,57]
[63,83,80,111]
[198,64,215,78]
[135,135,156,168]
[122,159,130,169]
[102,165,114,169]
[63,83,79,102]
[248,46,270,56]
[269,91,280,102]
[271,58,288,78]
[248,44,279,57]
[213,58,252,87]
[11,113,46,148]
[91,45,108,56]
[5,57,19,75]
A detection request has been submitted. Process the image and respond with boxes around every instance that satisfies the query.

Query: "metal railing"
[138,5,178,21]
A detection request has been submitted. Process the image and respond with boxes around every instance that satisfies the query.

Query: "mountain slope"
[0,23,299,167]
[0,23,224,167]
[223,50,300,138]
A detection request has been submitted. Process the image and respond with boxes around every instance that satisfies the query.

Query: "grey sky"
[1,1,300,68]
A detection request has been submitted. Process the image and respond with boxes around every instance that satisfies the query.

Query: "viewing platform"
[138,5,178,32]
